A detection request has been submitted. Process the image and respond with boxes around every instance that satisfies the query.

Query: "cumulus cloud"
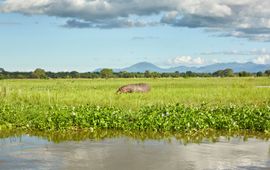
[64,19,92,28]
[1,0,270,41]
[169,56,205,66]
[64,19,158,28]
[253,55,270,64]
[0,0,171,20]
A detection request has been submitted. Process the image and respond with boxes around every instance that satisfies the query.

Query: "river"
[0,131,269,170]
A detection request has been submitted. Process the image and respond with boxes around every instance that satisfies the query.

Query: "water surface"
[0,131,269,170]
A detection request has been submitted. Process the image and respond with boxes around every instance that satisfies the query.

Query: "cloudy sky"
[1,0,270,71]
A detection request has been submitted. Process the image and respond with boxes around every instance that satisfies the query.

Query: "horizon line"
[1,61,269,72]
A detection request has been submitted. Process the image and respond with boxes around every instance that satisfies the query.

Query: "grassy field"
[0,78,270,132]
[0,77,270,109]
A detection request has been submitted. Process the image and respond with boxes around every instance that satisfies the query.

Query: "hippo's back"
[131,83,150,92]
[117,83,151,93]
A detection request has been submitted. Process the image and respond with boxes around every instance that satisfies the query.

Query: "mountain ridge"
[95,61,270,73]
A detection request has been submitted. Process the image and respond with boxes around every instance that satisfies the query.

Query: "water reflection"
[0,130,269,170]
[1,129,270,144]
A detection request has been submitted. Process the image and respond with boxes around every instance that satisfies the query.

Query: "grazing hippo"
[117,83,151,93]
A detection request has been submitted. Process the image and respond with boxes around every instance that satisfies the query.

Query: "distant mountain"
[115,62,166,73]
[167,66,198,73]
[95,62,270,73]
[94,62,164,72]
[195,62,270,73]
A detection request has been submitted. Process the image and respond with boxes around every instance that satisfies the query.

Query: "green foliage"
[0,78,269,133]
[0,78,270,109]
[256,71,263,77]
[144,70,151,78]
[213,68,234,77]
[0,103,269,132]
[265,70,270,76]
[0,67,270,79]
[32,68,47,79]
[0,68,5,73]
[70,71,80,78]
[100,68,113,78]
[239,71,252,77]
[223,68,234,77]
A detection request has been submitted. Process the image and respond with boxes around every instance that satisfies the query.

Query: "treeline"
[0,68,270,79]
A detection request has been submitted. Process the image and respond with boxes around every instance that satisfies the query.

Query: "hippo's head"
[116,86,132,94]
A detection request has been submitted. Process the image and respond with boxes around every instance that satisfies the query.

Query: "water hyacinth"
[0,103,269,132]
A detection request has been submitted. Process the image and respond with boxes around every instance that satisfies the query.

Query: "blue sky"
[1,0,270,71]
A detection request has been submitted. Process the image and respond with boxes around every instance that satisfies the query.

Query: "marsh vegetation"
[0,78,269,132]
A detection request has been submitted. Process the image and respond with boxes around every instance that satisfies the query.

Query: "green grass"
[0,78,269,132]
[0,77,270,109]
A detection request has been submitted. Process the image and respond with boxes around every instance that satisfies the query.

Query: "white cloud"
[169,56,205,66]
[211,59,220,64]
[1,0,270,41]
[253,55,270,64]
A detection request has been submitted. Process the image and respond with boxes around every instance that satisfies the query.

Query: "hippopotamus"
[117,83,151,93]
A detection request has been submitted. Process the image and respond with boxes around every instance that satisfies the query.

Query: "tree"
[238,71,252,77]
[265,70,270,76]
[32,68,47,79]
[144,70,151,78]
[256,71,263,77]
[223,68,234,77]
[70,71,80,78]
[100,68,113,78]
[172,71,180,78]
[151,72,160,78]
[0,74,4,79]
[213,69,234,77]
[213,70,223,77]
[0,68,5,73]
[185,71,196,77]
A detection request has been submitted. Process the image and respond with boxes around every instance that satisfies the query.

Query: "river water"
[0,131,269,170]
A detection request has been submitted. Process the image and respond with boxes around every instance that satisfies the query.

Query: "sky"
[1,0,270,72]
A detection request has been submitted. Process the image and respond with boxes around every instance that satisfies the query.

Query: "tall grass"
[0,78,269,109]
